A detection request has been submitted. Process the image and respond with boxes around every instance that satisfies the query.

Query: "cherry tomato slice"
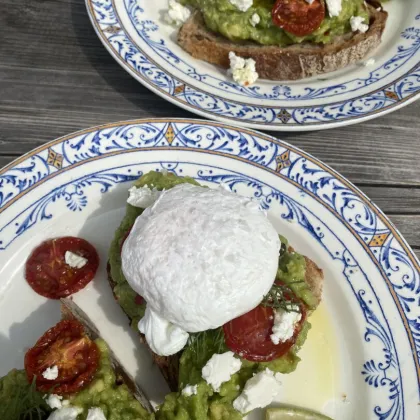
[272,0,325,37]
[223,301,306,362]
[24,320,100,394]
[25,237,100,299]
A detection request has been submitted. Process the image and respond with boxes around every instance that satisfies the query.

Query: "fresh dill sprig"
[0,371,51,420]
[261,281,303,313]
[187,328,226,364]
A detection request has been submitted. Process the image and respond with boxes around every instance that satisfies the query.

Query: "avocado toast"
[107,171,325,418]
[0,299,153,420]
[175,0,388,80]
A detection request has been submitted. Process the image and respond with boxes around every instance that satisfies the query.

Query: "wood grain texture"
[0,0,419,261]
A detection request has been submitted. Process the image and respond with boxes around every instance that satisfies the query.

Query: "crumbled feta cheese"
[233,369,283,414]
[165,0,191,27]
[350,16,369,33]
[202,351,242,392]
[65,251,88,269]
[364,58,376,66]
[228,52,259,86]
[249,13,260,27]
[325,0,342,17]
[270,309,302,345]
[86,407,107,420]
[47,406,83,420]
[127,185,161,208]
[182,384,198,396]
[138,306,189,356]
[42,365,59,380]
[305,0,315,4]
[229,0,253,12]
[45,394,64,410]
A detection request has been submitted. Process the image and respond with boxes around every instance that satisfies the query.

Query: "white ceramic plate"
[85,0,420,131]
[0,119,419,419]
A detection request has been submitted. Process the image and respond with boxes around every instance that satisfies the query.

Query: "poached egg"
[121,183,280,356]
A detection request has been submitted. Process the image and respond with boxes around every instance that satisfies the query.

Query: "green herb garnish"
[188,328,226,358]
[261,282,303,313]
[0,370,51,420]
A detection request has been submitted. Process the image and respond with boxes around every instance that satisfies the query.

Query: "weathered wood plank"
[274,103,420,186]
[0,0,419,186]
[0,156,16,169]
[388,215,420,248]
[0,71,419,185]
[0,0,419,260]
[358,186,420,214]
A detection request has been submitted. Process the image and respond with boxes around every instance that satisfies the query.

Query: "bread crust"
[106,263,180,392]
[177,3,388,81]
[60,298,154,412]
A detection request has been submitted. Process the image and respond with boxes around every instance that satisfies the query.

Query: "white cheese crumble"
[42,365,59,380]
[127,185,161,208]
[122,184,280,345]
[65,251,88,269]
[202,351,242,392]
[325,0,342,17]
[228,52,259,86]
[364,58,376,66]
[138,306,189,356]
[86,407,107,420]
[45,394,64,409]
[182,384,198,396]
[350,16,369,33]
[47,406,83,420]
[165,0,191,27]
[270,308,302,345]
[249,13,260,27]
[233,369,283,414]
[229,0,253,12]
[305,0,315,4]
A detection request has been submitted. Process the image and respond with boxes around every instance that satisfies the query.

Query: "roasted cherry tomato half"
[24,320,100,394]
[223,298,306,362]
[272,0,325,37]
[25,237,99,299]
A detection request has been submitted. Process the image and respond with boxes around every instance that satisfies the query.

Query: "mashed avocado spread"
[180,0,369,46]
[0,339,150,420]
[70,339,150,419]
[109,171,316,419]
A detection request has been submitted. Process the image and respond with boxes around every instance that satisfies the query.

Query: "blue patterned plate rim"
[84,0,420,131]
[0,118,419,374]
[0,119,419,419]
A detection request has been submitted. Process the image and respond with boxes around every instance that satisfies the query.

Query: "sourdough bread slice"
[107,250,324,393]
[106,263,180,392]
[60,298,154,413]
[177,3,387,81]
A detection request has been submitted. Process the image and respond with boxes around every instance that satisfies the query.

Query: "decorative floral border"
[85,0,420,129]
[1,120,418,418]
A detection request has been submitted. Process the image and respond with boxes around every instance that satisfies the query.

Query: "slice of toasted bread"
[107,250,324,392]
[178,3,387,81]
[106,263,181,392]
[60,298,154,413]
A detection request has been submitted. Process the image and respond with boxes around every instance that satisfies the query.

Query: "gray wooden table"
[0,0,419,258]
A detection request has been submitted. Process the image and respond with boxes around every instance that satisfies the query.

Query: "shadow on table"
[70,0,193,120]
